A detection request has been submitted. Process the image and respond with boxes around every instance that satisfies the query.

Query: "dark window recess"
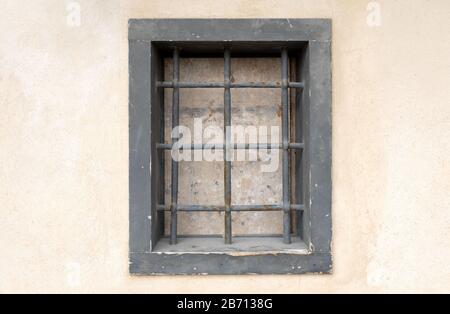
[129,19,332,275]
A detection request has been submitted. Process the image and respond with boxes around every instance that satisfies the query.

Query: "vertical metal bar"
[170,48,180,245]
[282,48,291,244]
[289,57,297,234]
[224,49,232,244]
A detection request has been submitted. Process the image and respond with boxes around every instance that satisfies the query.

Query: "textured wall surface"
[0,0,449,293]
[163,58,284,236]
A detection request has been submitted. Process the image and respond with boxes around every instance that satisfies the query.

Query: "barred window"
[129,19,332,275]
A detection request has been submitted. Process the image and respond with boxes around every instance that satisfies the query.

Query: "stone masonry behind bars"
[156,47,306,245]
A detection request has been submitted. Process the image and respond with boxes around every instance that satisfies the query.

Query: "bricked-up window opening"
[159,48,305,246]
[129,19,332,274]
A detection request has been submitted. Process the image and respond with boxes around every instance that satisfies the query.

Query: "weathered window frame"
[129,19,332,275]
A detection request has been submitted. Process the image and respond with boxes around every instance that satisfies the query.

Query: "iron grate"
[157,47,305,245]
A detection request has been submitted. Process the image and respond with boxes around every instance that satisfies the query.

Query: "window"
[129,19,332,274]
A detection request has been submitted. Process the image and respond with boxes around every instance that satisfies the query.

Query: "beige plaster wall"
[0,0,449,293]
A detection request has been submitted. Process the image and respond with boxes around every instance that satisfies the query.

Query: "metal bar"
[224,49,232,244]
[158,82,224,88]
[166,234,289,239]
[288,82,305,89]
[288,143,304,149]
[232,82,281,88]
[157,81,305,89]
[156,143,305,150]
[232,204,304,211]
[282,48,291,244]
[289,56,297,234]
[157,204,304,212]
[159,204,225,212]
[170,48,180,245]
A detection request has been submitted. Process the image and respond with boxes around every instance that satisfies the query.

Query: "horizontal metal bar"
[164,234,286,239]
[157,81,305,89]
[158,205,225,211]
[157,204,304,212]
[288,82,305,88]
[159,82,224,88]
[232,205,304,211]
[156,143,304,150]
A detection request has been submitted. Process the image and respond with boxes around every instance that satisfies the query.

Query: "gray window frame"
[129,19,332,275]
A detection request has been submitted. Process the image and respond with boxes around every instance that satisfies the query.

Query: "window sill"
[130,241,331,275]
[153,236,309,255]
